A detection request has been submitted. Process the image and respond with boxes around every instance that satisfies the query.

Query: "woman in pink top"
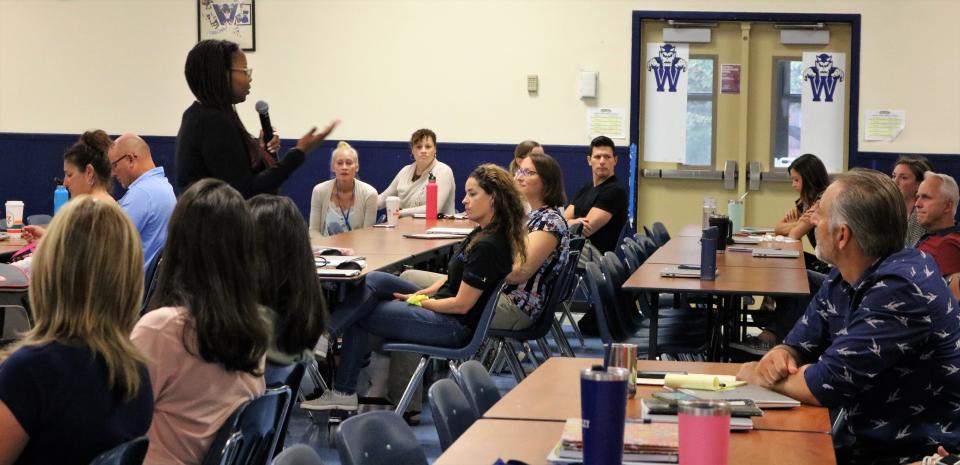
[132,179,268,465]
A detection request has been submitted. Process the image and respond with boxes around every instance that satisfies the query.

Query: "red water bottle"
[425,172,438,220]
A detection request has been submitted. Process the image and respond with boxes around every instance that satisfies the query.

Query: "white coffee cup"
[386,196,400,226]
[5,201,24,239]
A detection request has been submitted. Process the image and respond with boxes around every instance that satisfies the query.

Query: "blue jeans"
[329,271,472,394]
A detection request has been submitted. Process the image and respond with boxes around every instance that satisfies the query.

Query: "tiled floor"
[282,322,606,464]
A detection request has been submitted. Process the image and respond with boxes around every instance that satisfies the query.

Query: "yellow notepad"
[663,373,746,391]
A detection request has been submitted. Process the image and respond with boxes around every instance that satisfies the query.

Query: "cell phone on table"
[677,264,701,270]
[372,223,395,228]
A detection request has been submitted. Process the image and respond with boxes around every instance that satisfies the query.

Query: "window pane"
[688,58,714,94]
[789,61,804,95]
[773,59,802,169]
[685,99,713,166]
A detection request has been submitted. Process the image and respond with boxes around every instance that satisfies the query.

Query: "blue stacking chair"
[380,280,508,415]
[485,238,584,380]
[428,378,478,451]
[264,361,308,457]
[270,444,323,465]
[335,411,428,465]
[456,360,501,416]
[88,436,149,465]
[201,386,291,465]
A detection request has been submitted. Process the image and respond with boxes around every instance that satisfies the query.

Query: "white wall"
[1,0,958,153]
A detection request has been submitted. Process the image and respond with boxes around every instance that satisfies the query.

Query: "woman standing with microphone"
[176,40,338,198]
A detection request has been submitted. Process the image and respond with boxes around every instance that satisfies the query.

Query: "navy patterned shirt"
[784,248,960,461]
[504,206,570,320]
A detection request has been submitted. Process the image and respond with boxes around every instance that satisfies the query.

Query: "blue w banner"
[803,53,845,103]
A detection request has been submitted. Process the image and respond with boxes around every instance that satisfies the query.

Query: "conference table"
[310,217,475,279]
[436,357,835,465]
[0,236,26,255]
[624,227,810,360]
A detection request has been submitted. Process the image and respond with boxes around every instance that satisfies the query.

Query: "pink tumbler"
[678,400,730,465]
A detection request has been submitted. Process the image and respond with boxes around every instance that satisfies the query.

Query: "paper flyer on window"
[642,43,688,163]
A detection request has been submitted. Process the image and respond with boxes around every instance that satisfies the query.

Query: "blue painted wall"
[0,133,629,222]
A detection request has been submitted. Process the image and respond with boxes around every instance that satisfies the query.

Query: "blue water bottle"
[701,226,718,281]
[580,365,628,465]
[53,183,68,215]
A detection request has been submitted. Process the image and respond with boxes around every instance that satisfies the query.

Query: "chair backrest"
[652,221,671,244]
[634,233,658,255]
[457,360,501,416]
[600,251,626,287]
[26,214,52,226]
[270,444,323,465]
[264,361,308,457]
[335,411,428,465]
[555,237,587,303]
[568,222,583,237]
[89,436,149,465]
[0,305,31,343]
[620,238,641,273]
[428,378,478,451]
[599,252,642,335]
[583,262,620,343]
[202,386,291,465]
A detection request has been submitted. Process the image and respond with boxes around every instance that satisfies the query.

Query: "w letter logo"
[646,44,687,93]
[803,53,844,103]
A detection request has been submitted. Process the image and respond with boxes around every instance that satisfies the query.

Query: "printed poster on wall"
[799,52,846,173]
[643,43,688,163]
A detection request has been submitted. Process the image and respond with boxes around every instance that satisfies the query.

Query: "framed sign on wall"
[198,0,255,51]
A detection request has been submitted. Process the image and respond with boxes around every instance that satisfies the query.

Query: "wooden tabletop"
[623,262,809,296]
[434,418,836,465]
[483,358,831,434]
[0,237,27,254]
[645,236,806,269]
[311,217,473,279]
[311,217,472,258]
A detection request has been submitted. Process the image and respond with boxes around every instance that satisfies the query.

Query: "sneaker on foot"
[300,389,358,411]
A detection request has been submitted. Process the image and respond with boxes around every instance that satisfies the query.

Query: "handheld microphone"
[254,100,273,148]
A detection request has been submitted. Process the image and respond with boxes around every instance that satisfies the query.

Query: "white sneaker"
[300,389,358,411]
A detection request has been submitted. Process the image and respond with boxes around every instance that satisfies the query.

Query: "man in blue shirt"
[108,134,176,269]
[738,169,960,465]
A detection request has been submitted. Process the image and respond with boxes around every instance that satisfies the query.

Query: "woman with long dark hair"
[775,153,830,243]
[248,194,326,363]
[175,39,338,198]
[133,179,267,465]
[303,164,526,411]
[0,196,153,464]
[498,152,571,330]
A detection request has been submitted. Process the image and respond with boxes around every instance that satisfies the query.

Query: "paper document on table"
[680,384,801,409]
[315,256,367,268]
[315,269,360,278]
[425,227,474,235]
[403,233,466,240]
[664,373,745,391]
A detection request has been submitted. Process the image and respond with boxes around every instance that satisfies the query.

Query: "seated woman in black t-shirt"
[0,196,153,464]
[301,164,527,412]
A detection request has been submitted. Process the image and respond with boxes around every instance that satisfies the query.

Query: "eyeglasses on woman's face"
[514,168,537,178]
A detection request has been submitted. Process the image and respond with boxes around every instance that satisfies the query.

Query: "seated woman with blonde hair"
[309,141,379,235]
[0,196,153,464]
